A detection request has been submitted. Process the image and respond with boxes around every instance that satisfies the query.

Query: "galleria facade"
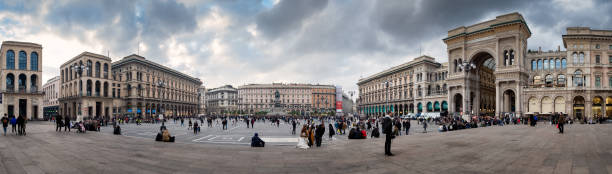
[358,12,612,121]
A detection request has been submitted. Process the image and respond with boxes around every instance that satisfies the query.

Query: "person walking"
[64,116,71,132]
[422,120,428,133]
[558,114,565,134]
[10,116,17,134]
[16,115,24,135]
[291,120,297,135]
[404,119,411,135]
[382,111,394,156]
[328,123,335,140]
[315,122,325,147]
[56,115,63,132]
[1,114,8,136]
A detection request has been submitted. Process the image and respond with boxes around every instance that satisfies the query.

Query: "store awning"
[442,101,448,110]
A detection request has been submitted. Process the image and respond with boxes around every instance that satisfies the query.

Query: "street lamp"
[382,81,393,116]
[71,64,88,120]
[157,80,166,119]
[458,61,477,121]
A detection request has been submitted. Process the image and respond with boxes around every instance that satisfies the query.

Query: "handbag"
[556,124,559,128]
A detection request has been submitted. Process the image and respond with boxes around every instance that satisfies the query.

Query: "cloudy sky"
[1,0,611,96]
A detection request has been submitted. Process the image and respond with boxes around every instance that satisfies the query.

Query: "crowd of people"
[1,114,28,136]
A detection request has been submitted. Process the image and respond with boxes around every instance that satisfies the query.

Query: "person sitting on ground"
[162,129,175,142]
[251,133,265,147]
[160,123,167,132]
[113,125,121,135]
[371,126,380,138]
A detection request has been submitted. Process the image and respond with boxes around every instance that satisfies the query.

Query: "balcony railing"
[18,86,26,93]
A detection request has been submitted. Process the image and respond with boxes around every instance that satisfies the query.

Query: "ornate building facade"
[358,56,449,117]
[358,12,612,121]
[0,41,44,120]
[237,83,316,115]
[206,85,238,115]
[59,53,202,120]
[43,76,60,119]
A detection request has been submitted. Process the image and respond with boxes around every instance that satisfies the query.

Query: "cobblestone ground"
[1,121,611,174]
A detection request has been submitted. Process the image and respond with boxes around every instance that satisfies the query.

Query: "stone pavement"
[1,122,611,174]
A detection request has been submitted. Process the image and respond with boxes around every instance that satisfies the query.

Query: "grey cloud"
[255,0,328,39]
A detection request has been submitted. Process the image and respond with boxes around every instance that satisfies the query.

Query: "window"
[555,59,560,69]
[549,59,555,69]
[537,59,543,70]
[557,74,565,87]
[503,50,508,66]
[543,59,549,69]
[533,75,543,85]
[86,60,92,77]
[530,60,535,70]
[609,56,612,64]
[509,50,515,65]
[561,58,567,69]
[609,45,612,50]
[574,70,583,87]
[579,52,584,64]
[6,50,14,69]
[95,62,100,78]
[18,51,26,70]
[609,77,612,88]
[545,74,553,86]
[573,52,578,64]
[596,76,601,87]
[596,44,600,49]
[596,55,601,64]
[30,52,38,71]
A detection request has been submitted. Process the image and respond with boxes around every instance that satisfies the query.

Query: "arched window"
[509,50,515,65]
[86,60,92,77]
[503,50,508,66]
[86,80,92,96]
[30,52,38,71]
[555,58,560,69]
[561,58,567,69]
[453,59,457,72]
[533,75,542,85]
[103,63,109,79]
[531,60,536,70]
[6,74,14,91]
[95,81,101,96]
[574,70,583,87]
[537,59,543,70]
[549,59,555,70]
[6,50,15,69]
[545,74,553,86]
[579,52,585,64]
[557,74,565,87]
[95,62,101,78]
[543,58,549,69]
[458,59,462,72]
[18,74,26,92]
[30,74,37,91]
[573,52,578,64]
[18,51,27,70]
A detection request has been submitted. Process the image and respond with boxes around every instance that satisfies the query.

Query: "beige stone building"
[238,83,315,115]
[206,85,238,115]
[59,53,202,120]
[0,41,43,120]
[358,56,449,117]
[42,76,60,119]
[358,12,612,121]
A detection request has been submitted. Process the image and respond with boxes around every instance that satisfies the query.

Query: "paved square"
[1,121,611,174]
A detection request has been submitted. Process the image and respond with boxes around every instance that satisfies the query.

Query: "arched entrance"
[573,96,585,120]
[468,52,496,117]
[454,94,462,113]
[592,96,603,118]
[502,89,516,113]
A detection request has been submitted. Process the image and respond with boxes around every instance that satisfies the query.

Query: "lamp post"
[157,80,166,119]
[458,61,477,121]
[383,81,393,116]
[348,91,355,114]
[71,64,88,121]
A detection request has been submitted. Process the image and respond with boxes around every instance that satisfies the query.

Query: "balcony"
[18,86,26,93]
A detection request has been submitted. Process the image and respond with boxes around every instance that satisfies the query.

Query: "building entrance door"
[19,99,26,117]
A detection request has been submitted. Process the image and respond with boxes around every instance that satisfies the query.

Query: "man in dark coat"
[56,115,63,132]
[64,116,71,132]
[1,114,8,136]
[558,114,565,134]
[251,133,265,147]
[16,115,24,135]
[315,123,325,147]
[404,119,411,135]
[382,112,394,156]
